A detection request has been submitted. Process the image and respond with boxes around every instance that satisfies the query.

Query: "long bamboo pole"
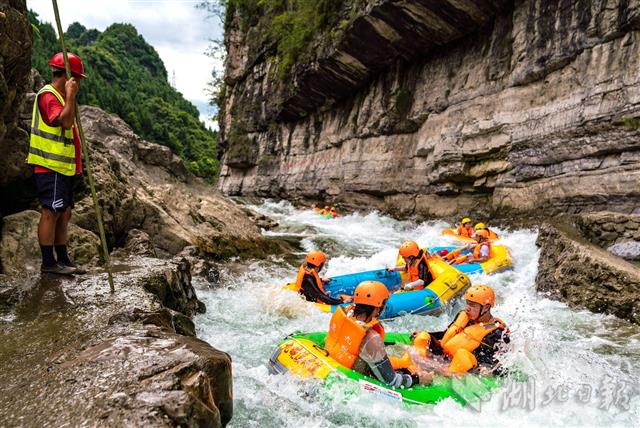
[51,0,115,292]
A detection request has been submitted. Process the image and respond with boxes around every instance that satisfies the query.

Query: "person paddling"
[412,285,510,375]
[325,281,433,387]
[387,241,434,291]
[292,250,351,305]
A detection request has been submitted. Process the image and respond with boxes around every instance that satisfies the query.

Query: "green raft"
[268,331,505,407]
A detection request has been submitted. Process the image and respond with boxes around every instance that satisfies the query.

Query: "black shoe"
[60,261,87,275]
[41,263,76,276]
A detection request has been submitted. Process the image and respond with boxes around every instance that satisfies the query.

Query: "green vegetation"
[622,117,640,131]
[204,0,346,76]
[29,11,218,181]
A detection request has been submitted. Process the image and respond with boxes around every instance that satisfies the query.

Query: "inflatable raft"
[442,228,499,243]
[430,245,512,275]
[284,259,470,319]
[268,332,503,407]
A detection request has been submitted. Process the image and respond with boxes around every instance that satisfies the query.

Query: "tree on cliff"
[29,11,219,181]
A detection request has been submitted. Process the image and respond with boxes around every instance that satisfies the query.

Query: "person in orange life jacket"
[413,285,510,375]
[320,205,330,215]
[446,229,492,265]
[387,241,434,291]
[310,203,317,210]
[329,206,337,218]
[28,53,87,276]
[325,281,433,387]
[474,222,499,240]
[294,250,351,305]
[456,217,474,237]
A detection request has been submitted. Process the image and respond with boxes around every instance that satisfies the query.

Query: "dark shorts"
[35,172,75,212]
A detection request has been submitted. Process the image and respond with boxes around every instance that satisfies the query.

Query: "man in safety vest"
[293,250,351,305]
[456,217,474,238]
[387,241,434,291]
[27,52,87,275]
[325,281,433,387]
[413,284,510,375]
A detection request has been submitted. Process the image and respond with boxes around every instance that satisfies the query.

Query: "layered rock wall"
[219,0,640,219]
[0,1,33,213]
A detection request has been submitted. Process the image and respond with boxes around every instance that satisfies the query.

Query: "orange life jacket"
[293,264,326,294]
[331,211,337,218]
[441,311,505,358]
[405,252,434,288]
[472,241,492,259]
[456,225,473,237]
[325,306,385,369]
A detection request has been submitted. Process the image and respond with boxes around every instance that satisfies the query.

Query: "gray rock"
[608,241,640,261]
[536,224,640,324]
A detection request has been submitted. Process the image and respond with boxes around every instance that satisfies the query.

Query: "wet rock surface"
[0,255,232,427]
[219,0,640,220]
[536,223,640,324]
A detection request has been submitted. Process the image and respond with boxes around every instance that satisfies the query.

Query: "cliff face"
[0,1,32,209]
[219,0,640,219]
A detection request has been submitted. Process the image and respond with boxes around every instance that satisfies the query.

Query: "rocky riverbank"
[536,223,640,324]
[0,253,232,427]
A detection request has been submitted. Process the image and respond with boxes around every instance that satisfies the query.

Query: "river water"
[195,200,640,427]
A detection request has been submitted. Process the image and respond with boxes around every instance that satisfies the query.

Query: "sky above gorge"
[29,0,223,129]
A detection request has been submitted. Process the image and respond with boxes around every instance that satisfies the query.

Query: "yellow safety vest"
[27,84,76,176]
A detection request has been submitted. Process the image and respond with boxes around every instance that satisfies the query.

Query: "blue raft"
[286,261,470,320]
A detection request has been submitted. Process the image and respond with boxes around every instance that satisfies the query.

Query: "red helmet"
[49,52,87,79]
[439,249,449,256]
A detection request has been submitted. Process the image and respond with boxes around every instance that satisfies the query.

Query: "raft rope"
[51,0,115,292]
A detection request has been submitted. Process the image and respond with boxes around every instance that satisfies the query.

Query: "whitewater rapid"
[195,200,640,427]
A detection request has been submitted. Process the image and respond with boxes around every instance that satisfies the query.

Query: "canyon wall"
[219,0,640,219]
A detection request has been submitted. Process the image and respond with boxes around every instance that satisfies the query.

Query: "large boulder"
[71,106,270,259]
[0,209,100,276]
[536,223,640,324]
[0,255,231,427]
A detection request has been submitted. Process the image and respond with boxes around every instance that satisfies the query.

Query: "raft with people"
[431,244,512,275]
[284,258,470,319]
[442,218,500,243]
[268,331,503,407]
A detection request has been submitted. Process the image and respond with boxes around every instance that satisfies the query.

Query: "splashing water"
[196,200,640,427]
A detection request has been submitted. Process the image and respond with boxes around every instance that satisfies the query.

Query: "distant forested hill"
[29,11,218,181]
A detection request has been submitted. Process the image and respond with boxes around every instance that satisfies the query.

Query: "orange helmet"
[305,250,326,267]
[475,229,490,240]
[464,284,495,306]
[399,241,420,258]
[353,281,390,307]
